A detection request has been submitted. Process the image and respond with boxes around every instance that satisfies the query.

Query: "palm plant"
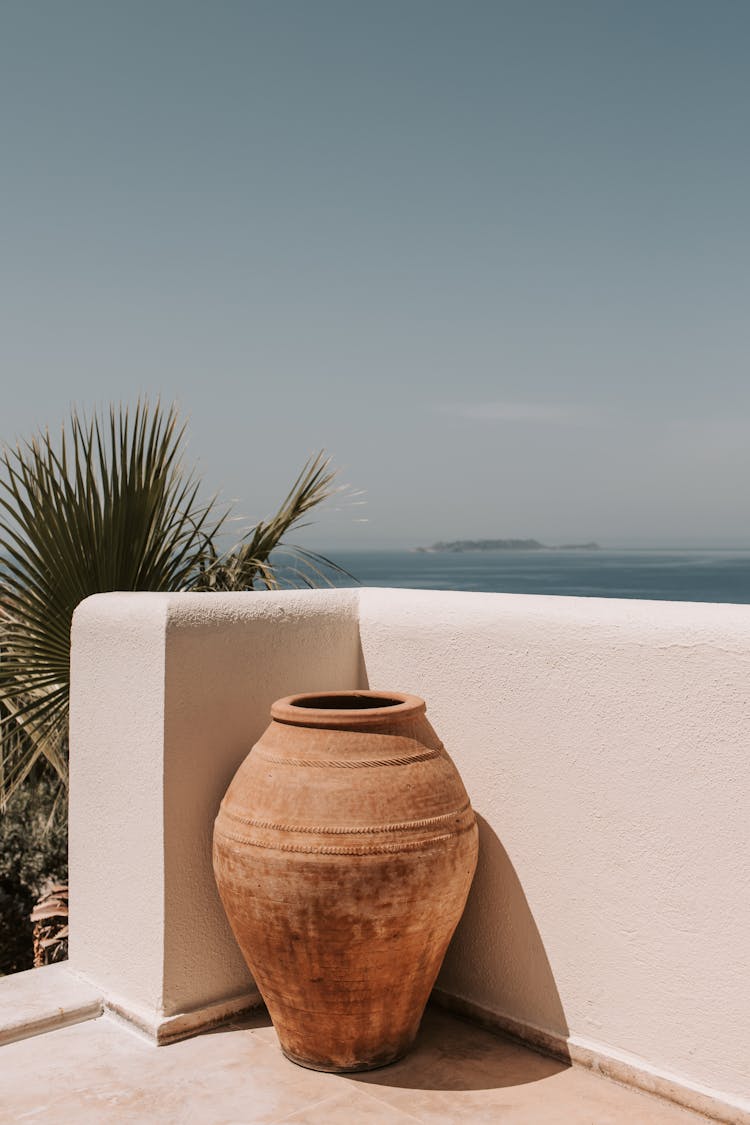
[0,401,350,809]
[193,454,352,592]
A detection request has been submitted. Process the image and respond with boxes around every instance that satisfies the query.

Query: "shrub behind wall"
[0,774,67,975]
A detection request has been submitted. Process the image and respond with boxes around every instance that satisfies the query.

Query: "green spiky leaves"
[0,401,352,803]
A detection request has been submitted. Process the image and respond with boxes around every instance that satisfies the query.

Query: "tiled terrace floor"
[0,1005,707,1124]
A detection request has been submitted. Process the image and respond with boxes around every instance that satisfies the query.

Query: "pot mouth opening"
[271,690,425,726]
[291,693,404,711]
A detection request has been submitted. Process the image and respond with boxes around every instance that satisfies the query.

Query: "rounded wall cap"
[271,690,426,728]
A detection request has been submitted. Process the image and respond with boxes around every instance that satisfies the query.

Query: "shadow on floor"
[225,1004,569,1094]
[348,1005,569,1092]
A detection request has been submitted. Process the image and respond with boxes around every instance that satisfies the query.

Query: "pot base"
[280,1045,410,1074]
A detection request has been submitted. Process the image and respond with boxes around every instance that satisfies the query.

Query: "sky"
[2,1,750,549]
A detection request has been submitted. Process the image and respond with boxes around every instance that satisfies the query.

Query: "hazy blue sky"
[2,1,750,548]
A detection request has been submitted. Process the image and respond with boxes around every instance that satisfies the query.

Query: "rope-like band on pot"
[250,747,443,768]
[214,819,477,856]
[218,800,472,835]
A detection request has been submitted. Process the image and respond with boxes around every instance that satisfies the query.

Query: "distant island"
[416,539,600,552]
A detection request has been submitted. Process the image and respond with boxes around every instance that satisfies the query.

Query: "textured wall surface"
[358,588,750,1108]
[161,590,361,1015]
[69,593,171,1015]
[69,590,360,1019]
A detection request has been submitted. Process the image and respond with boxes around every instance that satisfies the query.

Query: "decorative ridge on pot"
[213,688,479,1073]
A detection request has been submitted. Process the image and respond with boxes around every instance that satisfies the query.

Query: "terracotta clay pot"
[213,690,478,1073]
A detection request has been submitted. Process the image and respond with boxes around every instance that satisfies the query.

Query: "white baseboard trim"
[104,987,264,1045]
[0,964,263,1051]
[0,963,103,1047]
[431,989,750,1125]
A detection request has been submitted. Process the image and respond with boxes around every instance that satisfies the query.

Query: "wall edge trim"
[431,989,750,1125]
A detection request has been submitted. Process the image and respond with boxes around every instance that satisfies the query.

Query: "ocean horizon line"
[300,544,750,555]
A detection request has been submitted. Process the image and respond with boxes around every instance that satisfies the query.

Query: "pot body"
[213,690,478,1073]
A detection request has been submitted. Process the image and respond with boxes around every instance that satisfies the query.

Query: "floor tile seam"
[269,1089,354,1124]
[349,1085,491,1122]
[340,1081,429,1123]
[265,1069,427,1123]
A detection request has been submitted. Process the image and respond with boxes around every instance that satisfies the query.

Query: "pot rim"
[271,690,426,727]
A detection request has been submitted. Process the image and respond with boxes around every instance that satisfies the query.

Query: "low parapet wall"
[60,588,749,1120]
[358,588,750,1121]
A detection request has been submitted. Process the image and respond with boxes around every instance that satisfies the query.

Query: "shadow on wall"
[350,816,571,1092]
[356,637,370,690]
[436,814,570,1047]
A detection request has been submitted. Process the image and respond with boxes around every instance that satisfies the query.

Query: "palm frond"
[194,452,354,592]
[0,400,223,802]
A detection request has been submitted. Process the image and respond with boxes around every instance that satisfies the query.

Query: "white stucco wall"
[160,590,361,1015]
[69,590,361,1022]
[69,594,170,1015]
[67,586,749,1113]
[358,588,750,1109]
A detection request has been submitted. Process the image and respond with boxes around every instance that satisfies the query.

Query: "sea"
[314,548,750,604]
